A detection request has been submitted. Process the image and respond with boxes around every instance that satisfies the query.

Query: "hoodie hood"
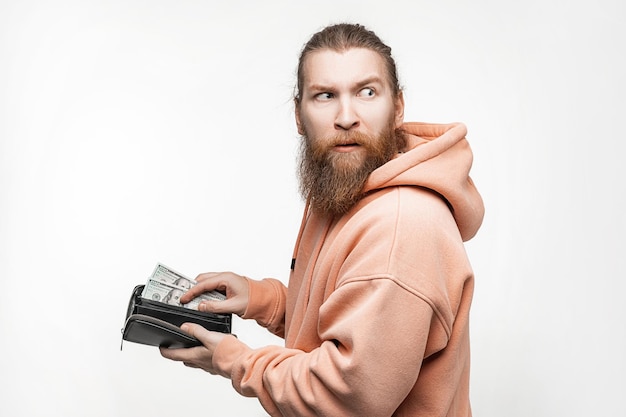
[364,122,484,241]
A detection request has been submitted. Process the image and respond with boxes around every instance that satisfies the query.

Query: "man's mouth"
[333,143,360,152]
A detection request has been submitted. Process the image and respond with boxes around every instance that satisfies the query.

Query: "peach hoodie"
[212,122,484,416]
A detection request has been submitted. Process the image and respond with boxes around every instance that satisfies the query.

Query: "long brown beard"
[298,126,406,217]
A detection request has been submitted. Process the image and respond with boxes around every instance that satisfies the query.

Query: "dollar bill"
[151,263,225,301]
[141,263,226,310]
[150,263,192,287]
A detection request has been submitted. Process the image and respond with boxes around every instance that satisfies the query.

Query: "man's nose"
[334,97,360,130]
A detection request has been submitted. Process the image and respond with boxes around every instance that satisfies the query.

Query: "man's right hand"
[180,271,250,317]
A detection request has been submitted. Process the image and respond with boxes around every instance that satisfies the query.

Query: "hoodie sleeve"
[211,186,473,416]
[213,283,441,417]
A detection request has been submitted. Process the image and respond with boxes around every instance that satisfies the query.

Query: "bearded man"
[161,23,484,417]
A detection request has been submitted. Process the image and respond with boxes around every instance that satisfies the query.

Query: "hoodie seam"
[384,187,402,273]
[266,278,283,327]
[338,274,452,339]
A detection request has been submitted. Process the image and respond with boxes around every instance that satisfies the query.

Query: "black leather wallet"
[121,284,232,349]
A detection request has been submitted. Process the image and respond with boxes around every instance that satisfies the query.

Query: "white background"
[1,0,624,416]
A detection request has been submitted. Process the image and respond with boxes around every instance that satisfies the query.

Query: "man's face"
[296,48,405,215]
[296,48,404,158]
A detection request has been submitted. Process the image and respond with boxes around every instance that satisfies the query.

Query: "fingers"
[182,323,226,347]
[179,271,249,316]
[159,345,188,361]
[195,272,221,282]
[196,298,242,315]
[183,362,199,369]
[159,324,207,361]
[197,299,228,314]
[159,323,225,363]
[180,323,201,338]
[180,274,224,304]
[160,344,208,371]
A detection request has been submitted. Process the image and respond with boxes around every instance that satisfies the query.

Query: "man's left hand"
[159,323,227,375]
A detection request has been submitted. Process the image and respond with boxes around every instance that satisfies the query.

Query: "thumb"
[181,323,224,346]
[198,298,239,314]
[181,322,205,338]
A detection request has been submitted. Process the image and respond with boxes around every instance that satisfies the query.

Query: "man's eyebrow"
[354,75,385,88]
[306,83,332,92]
[306,76,386,92]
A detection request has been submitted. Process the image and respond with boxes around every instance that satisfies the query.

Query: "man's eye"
[315,92,333,100]
[359,88,375,97]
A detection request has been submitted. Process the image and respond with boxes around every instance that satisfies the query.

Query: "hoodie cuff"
[241,278,284,327]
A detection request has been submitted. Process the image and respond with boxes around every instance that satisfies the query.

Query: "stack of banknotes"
[141,263,226,311]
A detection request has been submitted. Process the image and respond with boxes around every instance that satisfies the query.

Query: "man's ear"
[294,99,304,135]
[394,91,405,129]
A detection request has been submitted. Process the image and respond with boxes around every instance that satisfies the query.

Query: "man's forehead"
[301,48,387,86]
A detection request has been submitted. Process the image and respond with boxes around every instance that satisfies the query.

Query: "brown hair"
[295,23,401,103]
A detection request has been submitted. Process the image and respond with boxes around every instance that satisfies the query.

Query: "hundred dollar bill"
[141,263,226,310]
[150,263,194,288]
[150,263,225,300]
[141,278,225,310]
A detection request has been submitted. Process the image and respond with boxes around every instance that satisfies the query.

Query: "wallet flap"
[136,300,231,332]
[122,314,201,349]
